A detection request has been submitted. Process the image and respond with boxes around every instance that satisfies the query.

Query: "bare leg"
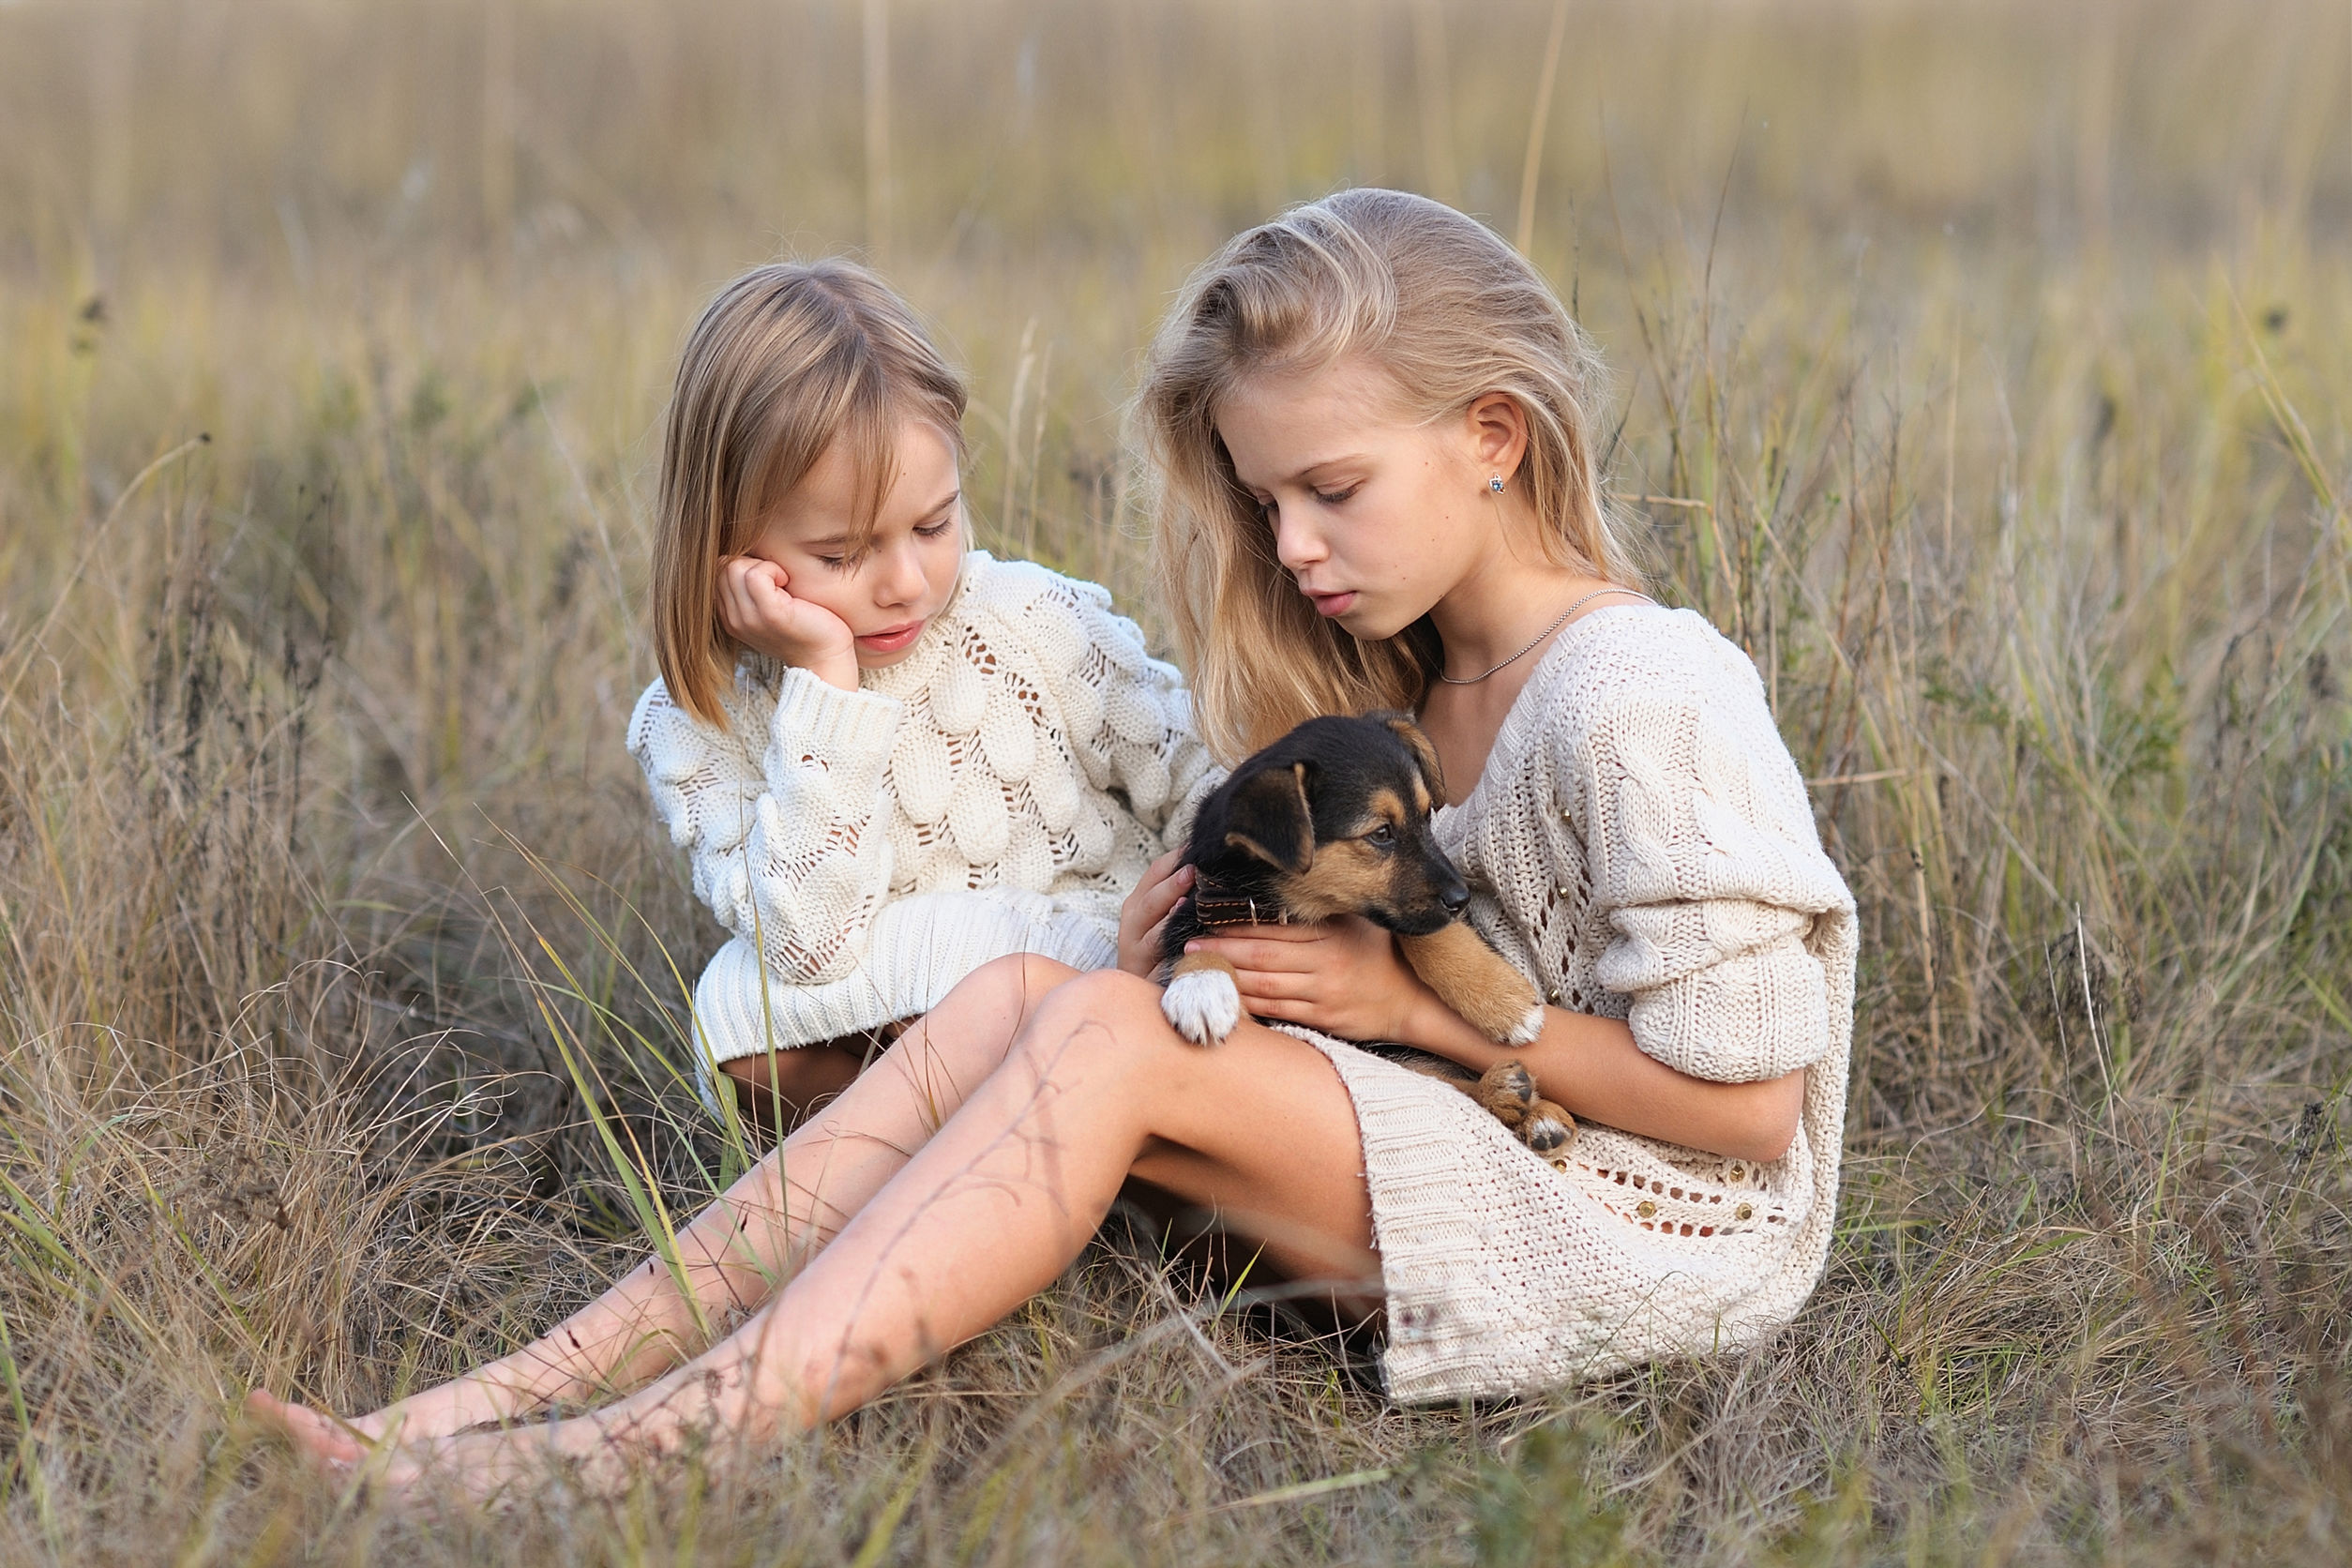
[249,954,1080,1462]
[366,971,1376,1495]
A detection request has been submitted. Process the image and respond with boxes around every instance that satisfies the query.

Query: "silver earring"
[1488,475,1505,493]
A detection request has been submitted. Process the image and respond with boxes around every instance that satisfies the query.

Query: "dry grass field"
[3,0,2350,1560]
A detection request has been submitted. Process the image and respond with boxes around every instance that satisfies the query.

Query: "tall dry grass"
[1,0,2349,1560]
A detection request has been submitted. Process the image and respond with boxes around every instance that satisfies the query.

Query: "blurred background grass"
[2,0,2350,1562]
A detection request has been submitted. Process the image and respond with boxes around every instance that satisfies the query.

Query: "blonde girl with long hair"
[249,193,1853,1490]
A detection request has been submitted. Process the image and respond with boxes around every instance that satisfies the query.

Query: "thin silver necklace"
[1435,586,1653,685]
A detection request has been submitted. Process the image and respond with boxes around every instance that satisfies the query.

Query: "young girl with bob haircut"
[629,259,1214,1124]
[250,191,1856,1490]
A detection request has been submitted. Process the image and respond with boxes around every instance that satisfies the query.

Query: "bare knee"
[959,952,1082,1029]
[876,953,1085,1098]
[1013,969,1183,1076]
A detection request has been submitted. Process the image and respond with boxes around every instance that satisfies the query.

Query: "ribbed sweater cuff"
[768,666,902,777]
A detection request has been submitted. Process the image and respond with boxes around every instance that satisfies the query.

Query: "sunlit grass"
[1,0,2349,1561]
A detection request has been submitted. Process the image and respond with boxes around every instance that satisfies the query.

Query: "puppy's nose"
[1439,882,1470,916]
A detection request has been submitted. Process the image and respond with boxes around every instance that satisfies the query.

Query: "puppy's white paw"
[1505,1002,1545,1047]
[1163,969,1243,1046]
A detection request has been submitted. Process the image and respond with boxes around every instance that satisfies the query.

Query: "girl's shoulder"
[952,550,1112,618]
[947,550,1153,675]
[1504,602,1785,773]
[1548,603,1764,704]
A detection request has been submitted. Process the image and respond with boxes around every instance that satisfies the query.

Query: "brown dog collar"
[1187,874,1292,929]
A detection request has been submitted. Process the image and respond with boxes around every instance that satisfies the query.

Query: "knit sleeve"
[1566,671,1854,1085]
[1010,571,1219,852]
[627,667,905,987]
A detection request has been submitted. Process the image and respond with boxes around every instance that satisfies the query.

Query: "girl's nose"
[1273,509,1327,574]
[876,539,927,605]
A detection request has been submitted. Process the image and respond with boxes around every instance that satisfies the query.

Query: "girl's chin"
[1324,601,1413,642]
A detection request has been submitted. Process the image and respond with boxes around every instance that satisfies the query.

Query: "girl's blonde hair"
[653,259,967,725]
[1136,188,1644,761]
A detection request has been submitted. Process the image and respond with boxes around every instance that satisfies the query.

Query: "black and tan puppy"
[1160,714,1575,1156]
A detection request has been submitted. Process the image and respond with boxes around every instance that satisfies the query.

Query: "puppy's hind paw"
[1479,1060,1538,1114]
[1504,1002,1545,1047]
[1163,969,1243,1046]
[1524,1102,1575,1154]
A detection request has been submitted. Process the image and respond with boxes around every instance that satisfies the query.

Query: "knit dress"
[1296,603,1858,1405]
[627,550,1216,1093]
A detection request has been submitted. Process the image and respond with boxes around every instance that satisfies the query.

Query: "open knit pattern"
[628,551,1216,1088]
[1291,603,1858,1405]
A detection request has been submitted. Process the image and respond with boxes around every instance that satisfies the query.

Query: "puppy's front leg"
[1161,949,1244,1046]
[1396,923,1545,1046]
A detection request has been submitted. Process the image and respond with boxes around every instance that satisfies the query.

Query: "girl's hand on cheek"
[1186,914,1431,1043]
[718,555,860,690]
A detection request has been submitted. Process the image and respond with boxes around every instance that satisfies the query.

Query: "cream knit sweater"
[627,551,1215,1083]
[1292,603,1858,1403]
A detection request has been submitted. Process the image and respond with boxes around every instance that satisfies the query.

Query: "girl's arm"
[1185,917,1804,1165]
[1398,976,1805,1165]
[1194,681,1851,1166]
[629,670,904,987]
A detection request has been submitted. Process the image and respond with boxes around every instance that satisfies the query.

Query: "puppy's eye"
[1366,823,1396,848]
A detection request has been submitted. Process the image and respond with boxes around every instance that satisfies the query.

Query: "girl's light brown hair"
[1135,188,1645,761]
[653,259,967,725]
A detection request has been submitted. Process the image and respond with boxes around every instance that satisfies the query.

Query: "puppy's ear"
[1223,761,1315,873]
[1381,715,1448,809]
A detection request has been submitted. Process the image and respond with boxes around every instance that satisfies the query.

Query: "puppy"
[1159,713,1575,1158]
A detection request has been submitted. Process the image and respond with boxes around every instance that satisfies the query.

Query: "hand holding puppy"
[1184,914,1429,1044]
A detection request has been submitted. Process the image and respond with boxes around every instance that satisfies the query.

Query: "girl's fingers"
[1140,862,1193,919]
[1186,933,1328,972]
[1230,971,1316,1003]
[741,567,790,620]
[1123,856,1190,934]
[1214,920,1326,944]
[1232,993,1310,1022]
[716,560,745,626]
[718,558,764,635]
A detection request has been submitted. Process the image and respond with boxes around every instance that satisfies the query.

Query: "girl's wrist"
[807,653,861,692]
[1399,984,1503,1063]
[758,640,859,692]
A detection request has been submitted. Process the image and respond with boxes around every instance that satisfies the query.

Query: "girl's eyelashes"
[1248,485,1353,521]
[812,514,955,568]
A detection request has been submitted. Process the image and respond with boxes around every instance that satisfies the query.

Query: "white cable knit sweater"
[1293,603,1858,1404]
[627,551,1215,1082]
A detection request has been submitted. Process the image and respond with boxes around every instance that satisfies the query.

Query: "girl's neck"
[1416,546,1622,804]
[1426,549,1604,678]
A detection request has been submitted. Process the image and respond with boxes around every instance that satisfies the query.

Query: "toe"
[247,1391,368,1470]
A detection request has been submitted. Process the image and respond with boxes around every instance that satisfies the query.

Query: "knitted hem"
[689,893,1119,1108]
[1289,1030,1816,1406]
[1292,1034,1566,1403]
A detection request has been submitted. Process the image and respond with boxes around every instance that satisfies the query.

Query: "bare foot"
[243,1390,369,1471]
